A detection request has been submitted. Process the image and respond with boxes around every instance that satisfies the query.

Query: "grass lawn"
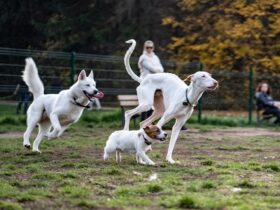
[0,107,280,209]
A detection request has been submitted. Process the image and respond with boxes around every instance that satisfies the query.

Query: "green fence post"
[70,52,76,85]
[248,65,254,124]
[197,63,203,123]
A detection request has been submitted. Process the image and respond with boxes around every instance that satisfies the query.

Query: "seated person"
[255,82,280,124]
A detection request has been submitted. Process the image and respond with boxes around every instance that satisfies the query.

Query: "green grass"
[0,106,280,209]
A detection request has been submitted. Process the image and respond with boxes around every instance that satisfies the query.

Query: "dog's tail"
[124,39,142,83]
[22,58,44,99]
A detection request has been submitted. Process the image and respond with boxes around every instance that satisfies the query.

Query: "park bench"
[256,107,275,123]
[117,95,140,128]
[255,98,276,124]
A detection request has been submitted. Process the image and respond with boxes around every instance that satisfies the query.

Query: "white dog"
[123,39,218,164]
[22,58,104,153]
[103,125,167,165]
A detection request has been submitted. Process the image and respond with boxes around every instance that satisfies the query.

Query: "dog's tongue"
[95,91,104,99]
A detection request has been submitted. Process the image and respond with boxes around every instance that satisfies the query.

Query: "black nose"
[164,133,167,137]
[93,90,98,94]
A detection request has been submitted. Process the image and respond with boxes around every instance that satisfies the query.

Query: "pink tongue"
[95,91,104,99]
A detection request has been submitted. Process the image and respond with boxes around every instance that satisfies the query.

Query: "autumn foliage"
[162,0,280,73]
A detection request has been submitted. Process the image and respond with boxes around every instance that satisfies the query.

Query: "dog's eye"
[202,75,206,78]
[86,84,90,87]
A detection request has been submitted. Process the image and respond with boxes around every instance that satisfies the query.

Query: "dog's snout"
[164,133,168,137]
[93,90,98,94]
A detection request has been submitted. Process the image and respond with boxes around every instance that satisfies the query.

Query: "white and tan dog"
[103,125,167,165]
[22,58,104,153]
[123,39,218,164]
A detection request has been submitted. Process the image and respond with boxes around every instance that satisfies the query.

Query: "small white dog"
[103,125,167,165]
[22,58,104,153]
[123,39,219,164]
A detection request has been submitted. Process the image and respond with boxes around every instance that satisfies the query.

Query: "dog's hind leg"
[156,110,175,129]
[116,151,122,163]
[140,93,165,128]
[57,124,71,138]
[23,111,42,149]
[32,121,51,153]
[124,103,152,130]
[124,86,154,130]
[47,112,62,139]
[166,115,187,164]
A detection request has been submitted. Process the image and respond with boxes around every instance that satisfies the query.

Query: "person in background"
[14,80,30,114]
[255,82,280,125]
[138,40,164,121]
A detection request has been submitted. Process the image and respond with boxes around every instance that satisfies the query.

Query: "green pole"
[197,63,203,123]
[248,65,254,124]
[70,52,76,85]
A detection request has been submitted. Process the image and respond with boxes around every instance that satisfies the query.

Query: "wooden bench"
[117,95,140,128]
[256,108,275,123]
[255,100,275,124]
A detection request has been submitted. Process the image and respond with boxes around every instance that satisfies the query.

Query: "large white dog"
[22,58,104,153]
[123,40,218,164]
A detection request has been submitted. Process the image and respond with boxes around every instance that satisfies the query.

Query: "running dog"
[22,58,104,153]
[123,39,218,164]
[103,125,167,165]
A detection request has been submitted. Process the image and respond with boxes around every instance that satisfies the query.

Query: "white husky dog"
[22,58,104,153]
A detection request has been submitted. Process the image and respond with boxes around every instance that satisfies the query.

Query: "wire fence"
[1,47,280,123]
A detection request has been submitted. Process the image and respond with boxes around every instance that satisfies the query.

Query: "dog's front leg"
[166,115,187,164]
[136,154,146,164]
[47,112,62,140]
[137,151,155,166]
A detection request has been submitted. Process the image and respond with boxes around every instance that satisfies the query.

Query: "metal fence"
[1,47,280,123]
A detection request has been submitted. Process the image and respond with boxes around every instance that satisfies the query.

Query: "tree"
[162,0,280,73]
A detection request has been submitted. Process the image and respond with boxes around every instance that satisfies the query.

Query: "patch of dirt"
[2,127,279,139]
[0,131,23,139]
[182,127,280,140]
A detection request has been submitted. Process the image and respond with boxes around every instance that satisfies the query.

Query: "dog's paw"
[46,132,57,140]
[32,149,41,153]
[166,158,180,164]
[148,162,156,166]
[24,144,31,149]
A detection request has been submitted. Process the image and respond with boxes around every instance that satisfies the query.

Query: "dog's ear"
[88,70,94,80]
[143,125,150,132]
[183,74,193,82]
[78,70,87,80]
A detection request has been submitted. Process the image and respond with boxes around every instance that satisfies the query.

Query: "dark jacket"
[255,92,276,110]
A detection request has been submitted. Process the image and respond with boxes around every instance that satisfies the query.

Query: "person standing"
[138,40,164,79]
[138,40,164,120]
[14,80,30,114]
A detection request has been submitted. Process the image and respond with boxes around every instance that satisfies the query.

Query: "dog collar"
[141,134,152,145]
[183,88,196,107]
[71,97,90,109]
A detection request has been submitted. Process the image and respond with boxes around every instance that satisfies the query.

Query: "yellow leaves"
[272,56,280,66]
[162,16,174,26]
[162,16,182,29]
[270,18,280,31]
[163,0,280,72]
[168,37,186,50]
[229,18,262,39]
